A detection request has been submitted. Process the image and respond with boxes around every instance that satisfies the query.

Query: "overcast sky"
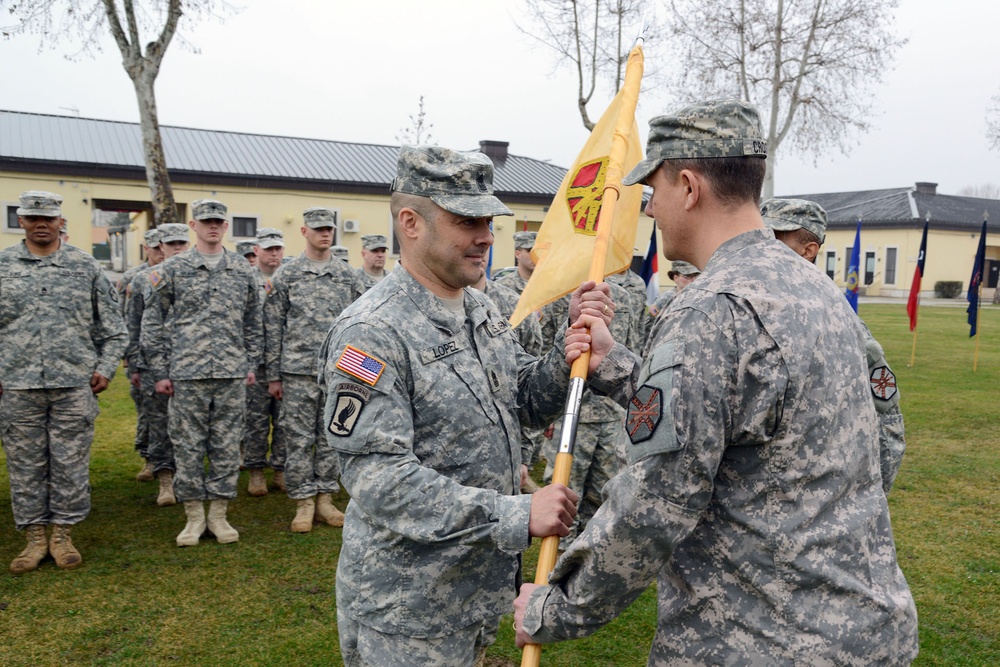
[2,0,999,197]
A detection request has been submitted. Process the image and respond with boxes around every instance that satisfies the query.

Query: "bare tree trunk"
[132,73,178,226]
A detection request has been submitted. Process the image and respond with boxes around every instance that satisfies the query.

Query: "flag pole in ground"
[968,212,988,371]
[907,214,929,367]
[520,40,645,667]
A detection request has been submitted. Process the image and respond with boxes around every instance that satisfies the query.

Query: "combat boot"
[270,470,287,493]
[206,500,239,544]
[136,459,154,482]
[157,470,176,507]
[247,468,267,497]
[291,497,315,533]
[9,524,48,574]
[49,525,82,570]
[315,493,345,527]
[177,501,206,547]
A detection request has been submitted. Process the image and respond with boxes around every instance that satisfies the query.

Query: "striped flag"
[906,220,928,331]
[639,226,658,305]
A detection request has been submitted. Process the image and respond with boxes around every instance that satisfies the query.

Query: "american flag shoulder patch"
[149,270,162,287]
[336,345,386,387]
[264,279,273,295]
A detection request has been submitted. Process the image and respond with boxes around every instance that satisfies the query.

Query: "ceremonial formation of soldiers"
[0,98,919,666]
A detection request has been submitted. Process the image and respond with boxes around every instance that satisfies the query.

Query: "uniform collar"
[16,240,68,265]
[702,228,774,274]
[397,266,486,336]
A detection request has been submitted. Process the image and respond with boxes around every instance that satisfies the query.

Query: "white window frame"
[229,214,261,241]
[864,250,877,286]
[3,202,25,235]
[844,246,853,281]
[883,246,898,286]
[824,250,837,280]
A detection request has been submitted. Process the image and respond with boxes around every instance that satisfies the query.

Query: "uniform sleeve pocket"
[625,342,682,465]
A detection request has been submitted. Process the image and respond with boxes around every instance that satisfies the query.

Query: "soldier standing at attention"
[264,207,364,532]
[643,260,701,351]
[120,228,165,483]
[356,233,388,291]
[142,199,262,547]
[514,100,918,666]
[127,223,190,507]
[761,197,907,494]
[1,190,127,573]
[331,245,350,263]
[245,227,286,495]
[323,145,617,666]
[236,239,258,267]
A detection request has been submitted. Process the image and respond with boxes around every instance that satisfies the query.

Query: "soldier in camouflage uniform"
[118,228,165,482]
[245,228,286,496]
[331,245,350,263]
[607,267,648,340]
[356,233,389,291]
[514,100,919,666]
[323,145,621,666]
[236,239,258,266]
[264,207,363,532]
[142,199,262,547]
[1,191,127,573]
[643,260,700,350]
[761,197,907,494]
[126,224,190,507]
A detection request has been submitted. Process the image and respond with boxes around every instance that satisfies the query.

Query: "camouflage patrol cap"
[236,240,258,256]
[391,145,513,218]
[16,190,62,217]
[331,245,349,260]
[513,231,536,250]
[143,229,163,248]
[158,223,190,244]
[667,260,700,279]
[191,199,228,222]
[256,227,285,249]
[303,207,337,229]
[761,198,827,244]
[361,234,389,251]
[623,99,767,186]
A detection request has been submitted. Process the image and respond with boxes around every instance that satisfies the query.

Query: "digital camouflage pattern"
[236,240,257,256]
[355,266,386,292]
[860,322,906,494]
[158,223,190,244]
[391,145,513,218]
[331,245,349,261]
[263,254,364,497]
[522,230,918,665]
[761,197,828,243]
[245,262,284,472]
[191,198,228,221]
[322,266,571,639]
[338,613,496,667]
[623,99,768,186]
[256,227,284,249]
[666,260,699,278]
[361,234,389,250]
[512,231,536,250]
[16,190,62,217]
[607,270,648,349]
[303,207,337,229]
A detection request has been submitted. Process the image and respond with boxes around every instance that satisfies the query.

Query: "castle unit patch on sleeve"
[869,365,897,401]
[627,385,662,444]
[335,345,386,387]
[328,382,371,437]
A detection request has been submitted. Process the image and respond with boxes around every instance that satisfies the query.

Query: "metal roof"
[0,109,568,202]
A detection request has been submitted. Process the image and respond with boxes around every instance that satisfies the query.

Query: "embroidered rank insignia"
[627,385,662,444]
[328,382,371,437]
[149,270,162,287]
[869,365,897,401]
[336,345,386,387]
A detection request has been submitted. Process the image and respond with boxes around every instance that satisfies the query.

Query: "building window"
[884,247,898,285]
[4,203,24,233]
[864,251,876,286]
[825,251,836,280]
[844,246,853,281]
[231,215,259,239]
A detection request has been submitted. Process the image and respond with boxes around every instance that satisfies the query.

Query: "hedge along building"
[2,109,663,279]
[784,182,999,302]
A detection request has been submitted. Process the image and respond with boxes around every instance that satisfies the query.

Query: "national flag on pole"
[967,219,987,337]
[845,220,862,313]
[906,220,928,331]
[639,225,658,306]
[509,48,645,327]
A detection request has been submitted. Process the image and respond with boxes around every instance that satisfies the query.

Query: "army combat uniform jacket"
[322,267,570,638]
[0,241,126,388]
[522,230,919,666]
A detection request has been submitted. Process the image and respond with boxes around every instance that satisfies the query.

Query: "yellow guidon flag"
[509,47,645,327]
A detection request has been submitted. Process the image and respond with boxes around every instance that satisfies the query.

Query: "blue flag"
[967,220,987,337]
[845,220,862,312]
[639,226,659,306]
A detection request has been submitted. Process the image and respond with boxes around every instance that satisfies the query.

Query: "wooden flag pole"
[909,329,918,368]
[520,41,644,667]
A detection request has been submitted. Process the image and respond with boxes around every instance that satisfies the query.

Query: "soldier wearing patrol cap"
[321,145,617,666]
[264,207,364,531]
[514,100,918,665]
[762,197,907,494]
[141,199,262,547]
[331,245,350,262]
[643,259,701,345]
[1,190,127,573]
[236,239,258,267]
[356,233,389,291]
[118,228,165,483]
[244,227,287,496]
[128,223,190,507]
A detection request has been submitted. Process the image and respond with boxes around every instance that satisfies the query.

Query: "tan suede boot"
[9,525,48,574]
[315,493,345,527]
[206,500,239,544]
[247,468,267,497]
[49,525,82,570]
[156,470,177,507]
[291,497,315,533]
[136,459,154,482]
[270,470,287,493]
[176,501,206,547]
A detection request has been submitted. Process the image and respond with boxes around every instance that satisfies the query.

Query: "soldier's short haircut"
[390,192,440,228]
[661,157,766,208]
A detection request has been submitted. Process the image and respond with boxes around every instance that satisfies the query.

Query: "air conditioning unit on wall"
[342,219,360,233]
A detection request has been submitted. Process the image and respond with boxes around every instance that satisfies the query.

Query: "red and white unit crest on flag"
[336,345,386,386]
[566,158,608,236]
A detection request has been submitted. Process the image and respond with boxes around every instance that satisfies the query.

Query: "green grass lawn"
[0,303,997,666]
